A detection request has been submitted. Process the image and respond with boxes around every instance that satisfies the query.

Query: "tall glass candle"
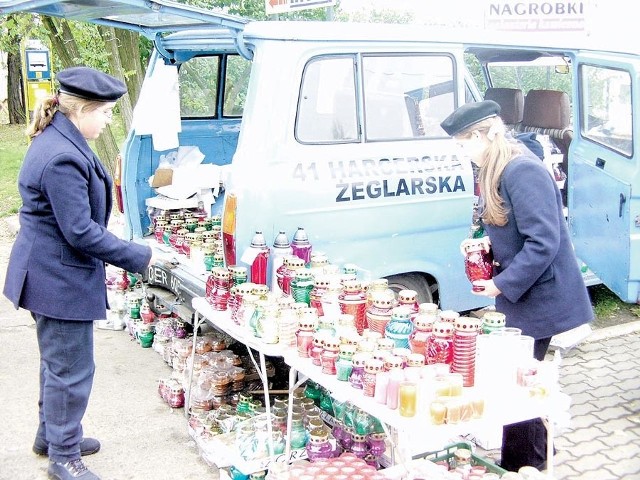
[386,368,404,410]
[399,381,417,417]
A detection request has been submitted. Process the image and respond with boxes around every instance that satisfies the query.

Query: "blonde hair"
[26,93,105,138]
[456,116,521,226]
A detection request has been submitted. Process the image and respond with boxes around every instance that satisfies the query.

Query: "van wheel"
[385,273,435,305]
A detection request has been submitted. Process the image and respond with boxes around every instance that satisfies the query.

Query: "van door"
[0,0,248,37]
[570,54,640,302]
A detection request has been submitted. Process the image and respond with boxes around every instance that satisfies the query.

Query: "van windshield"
[485,56,572,96]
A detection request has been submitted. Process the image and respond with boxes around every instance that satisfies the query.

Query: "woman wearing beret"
[3,66,156,480]
[441,100,593,472]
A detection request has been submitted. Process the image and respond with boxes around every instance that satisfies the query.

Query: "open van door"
[570,53,640,303]
[1,0,251,240]
[0,0,249,39]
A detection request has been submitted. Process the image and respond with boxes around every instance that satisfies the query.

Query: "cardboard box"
[151,168,174,187]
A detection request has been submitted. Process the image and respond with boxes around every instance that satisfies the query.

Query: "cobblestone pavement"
[552,328,640,479]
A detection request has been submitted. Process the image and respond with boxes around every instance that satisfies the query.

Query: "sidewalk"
[552,326,640,479]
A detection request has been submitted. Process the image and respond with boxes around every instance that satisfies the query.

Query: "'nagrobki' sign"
[485,1,586,31]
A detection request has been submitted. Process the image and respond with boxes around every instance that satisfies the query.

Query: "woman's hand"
[471,279,501,298]
[460,236,491,256]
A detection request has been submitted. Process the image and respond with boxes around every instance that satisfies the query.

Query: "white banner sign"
[265,0,337,15]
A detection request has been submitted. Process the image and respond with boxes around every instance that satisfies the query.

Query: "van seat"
[517,89,572,154]
[517,89,572,204]
[484,87,524,130]
[520,89,570,132]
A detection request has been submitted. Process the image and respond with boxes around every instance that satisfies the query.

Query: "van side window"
[179,56,219,118]
[296,56,358,143]
[178,54,250,118]
[296,54,455,144]
[362,54,454,140]
[223,55,251,117]
[581,64,632,157]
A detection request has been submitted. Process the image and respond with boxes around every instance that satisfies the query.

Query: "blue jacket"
[3,112,151,321]
[483,155,593,339]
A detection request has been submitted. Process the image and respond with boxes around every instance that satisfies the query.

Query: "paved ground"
[468,323,640,480]
[1,215,639,479]
[552,327,640,479]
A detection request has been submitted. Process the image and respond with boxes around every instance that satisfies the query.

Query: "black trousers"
[500,337,552,472]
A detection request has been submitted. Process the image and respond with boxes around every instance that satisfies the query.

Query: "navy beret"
[441,100,501,136]
[57,66,127,102]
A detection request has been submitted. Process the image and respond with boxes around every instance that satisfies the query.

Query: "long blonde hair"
[456,116,521,226]
[26,93,105,138]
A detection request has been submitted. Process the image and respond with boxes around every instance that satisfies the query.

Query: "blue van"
[4,0,638,322]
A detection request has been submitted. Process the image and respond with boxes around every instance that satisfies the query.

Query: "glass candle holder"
[336,358,353,382]
[339,280,368,335]
[362,358,384,397]
[320,337,340,375]
[463,239,494,291]
[349,353,370,389]
[399,381,418,417]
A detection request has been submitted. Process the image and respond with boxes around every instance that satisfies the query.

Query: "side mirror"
[555,65,570,74]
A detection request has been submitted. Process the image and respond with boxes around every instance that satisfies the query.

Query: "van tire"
[385,273,435,305]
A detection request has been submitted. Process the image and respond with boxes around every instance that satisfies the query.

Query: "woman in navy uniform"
[441,101,593,472]
[3,67,155,480]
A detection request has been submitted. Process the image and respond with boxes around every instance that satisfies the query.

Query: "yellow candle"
[471,396,485,419]
[399,382,417,417]
[430,401,446,425]
[446,400,462,424]
[433,375,451,397]
[448,373,464,396]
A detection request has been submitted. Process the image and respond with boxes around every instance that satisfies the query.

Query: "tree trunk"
[43,17,81,67]
[7,51,26,125]
[98,26,143,133]
[115,29,144,132]
[94,127,120,179]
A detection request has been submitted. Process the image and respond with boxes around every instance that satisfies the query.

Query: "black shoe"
[34,438,101,457]
[47,459,100,479]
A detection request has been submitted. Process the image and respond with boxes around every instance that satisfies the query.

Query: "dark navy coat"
[3,112,151,321]
[483,155,593,339]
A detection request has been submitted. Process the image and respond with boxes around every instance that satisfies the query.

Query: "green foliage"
[0,124,28,217]
[224,55,251,115]
[488,64,572,95]
[185,0,330,20]
[335,8,414,24]
[465,54,486,93]
[179,56,220,116]
[185,0,269,19]
[139,36,153,68]
[0,13,48,54]
[51,22,106,71]
[590,284,623,318]
[465,52,572,97]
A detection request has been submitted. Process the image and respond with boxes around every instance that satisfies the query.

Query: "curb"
[584,320,640,342]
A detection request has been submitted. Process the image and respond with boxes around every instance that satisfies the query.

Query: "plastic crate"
[422,441,507,477]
